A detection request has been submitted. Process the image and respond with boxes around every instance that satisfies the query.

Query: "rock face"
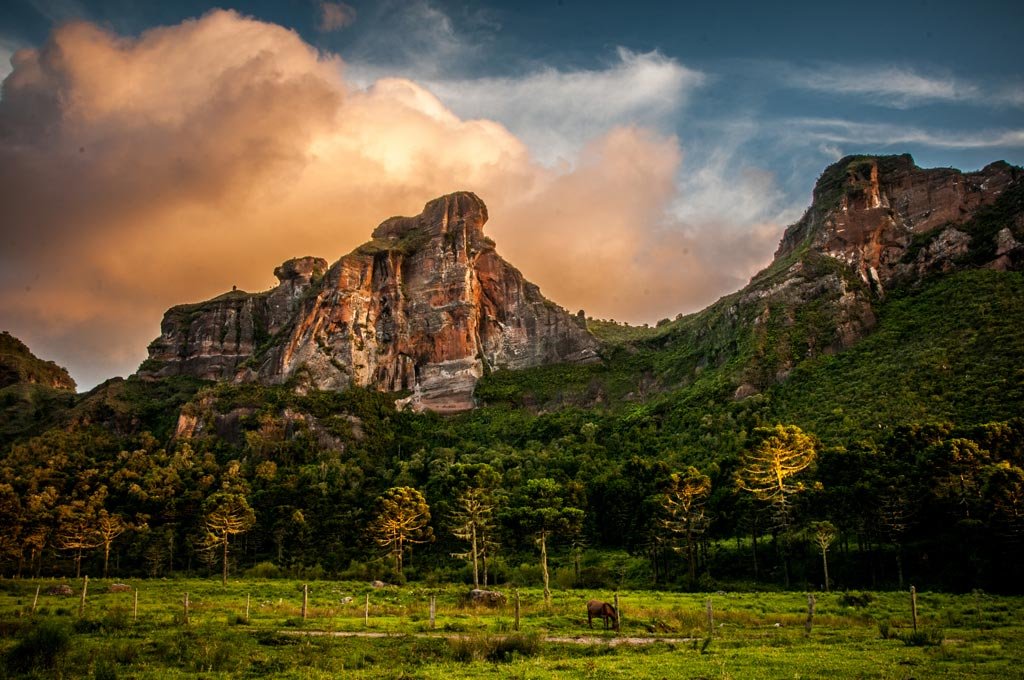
[143,192,599,412]
[775,155,1021,294]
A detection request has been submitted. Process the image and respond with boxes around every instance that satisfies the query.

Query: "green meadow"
[2,578,1023,678]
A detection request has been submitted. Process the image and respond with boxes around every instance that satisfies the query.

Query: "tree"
[202,492,256,586]
[736,425,817,527]
[56,500,100,578]
[809,521,838,592]
[95,510,131,578]
[0,484,24,574]
[447,464,501,588]
[736,424,817,587]
[505,478,584,605]
[658,467,711,583]
[877,485,916,588]
[368,487,433,576]
[450,487,496,588]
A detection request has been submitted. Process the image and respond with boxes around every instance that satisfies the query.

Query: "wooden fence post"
[79,576,88,617]
[706,597,714,638]
[364,593,369,627]
[805,593,816,635]
[910,586,918,633]
[133,588,138,622]
[246,593,250,623]
[31,585,40,615]
[183,592,190,625]
[514,590,520,632]
[302,584,308,620]
[429,595,436,629]
[614,592,621,633]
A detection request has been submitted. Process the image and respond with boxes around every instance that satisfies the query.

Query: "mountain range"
[3,153,1023,447]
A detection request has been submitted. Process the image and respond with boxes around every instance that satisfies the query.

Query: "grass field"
[1,577,1023,678]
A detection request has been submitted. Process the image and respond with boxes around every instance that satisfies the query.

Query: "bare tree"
[810,521,838,592]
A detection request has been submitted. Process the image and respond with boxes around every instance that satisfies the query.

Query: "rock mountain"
[141,154,1023,412]
[654,153,1022,400]
[142,192,599,412]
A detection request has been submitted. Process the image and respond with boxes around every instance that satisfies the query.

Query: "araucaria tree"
[369,487,433,576]
[736,424,817,586]
[202,492,256,586]
[505,478,584,605]
[95,509,132,578]
[450,487,497,588]
[659,467,711,583]
[736,425,817,527]
[56,500,100,579]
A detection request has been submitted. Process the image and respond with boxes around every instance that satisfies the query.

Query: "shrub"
[839,591,875,608]
[449,633,541,663]
[576,566,616,589]
[245,561,283,579]
[509,563,542,587]
[5,619,71,673]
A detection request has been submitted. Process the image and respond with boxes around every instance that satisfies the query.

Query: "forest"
[3,367,1022,595]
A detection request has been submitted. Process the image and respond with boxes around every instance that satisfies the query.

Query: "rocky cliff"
[774,154,1022,294]
[142,192,599,412]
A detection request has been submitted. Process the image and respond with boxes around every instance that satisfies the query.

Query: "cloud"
[789,118,1024,149]
[0,37,24,85]
[345,0,481,80]
[782,63,1023,109]
[317,1,357,32]
[0,10,784,389]
[25,0,88,24]
[419,48,706,165]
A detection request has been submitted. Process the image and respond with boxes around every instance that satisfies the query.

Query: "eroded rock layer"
[143,193,598,412]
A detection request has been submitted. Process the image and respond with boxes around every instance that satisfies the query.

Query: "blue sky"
[1,0,1022,388]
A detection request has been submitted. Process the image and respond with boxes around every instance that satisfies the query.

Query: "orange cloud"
[0,10,783,389]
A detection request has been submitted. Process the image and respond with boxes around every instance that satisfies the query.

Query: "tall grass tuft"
[449,633,541,662]
[899,627,945,647]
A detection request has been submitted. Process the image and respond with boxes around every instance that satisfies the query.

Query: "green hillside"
[769,269,1024,442]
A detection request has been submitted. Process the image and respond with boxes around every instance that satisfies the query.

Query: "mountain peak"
[143,192,596,412]
[372,191,488,241]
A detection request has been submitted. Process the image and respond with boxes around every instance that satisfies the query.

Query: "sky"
[1,0,1022,390]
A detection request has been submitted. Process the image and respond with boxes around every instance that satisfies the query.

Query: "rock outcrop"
[143,192,599,412]
[775,154,1021,294]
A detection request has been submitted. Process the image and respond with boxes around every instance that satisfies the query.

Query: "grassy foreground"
[1,578,1023,678]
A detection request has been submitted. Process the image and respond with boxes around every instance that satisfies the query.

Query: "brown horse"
[586,600,619,631]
